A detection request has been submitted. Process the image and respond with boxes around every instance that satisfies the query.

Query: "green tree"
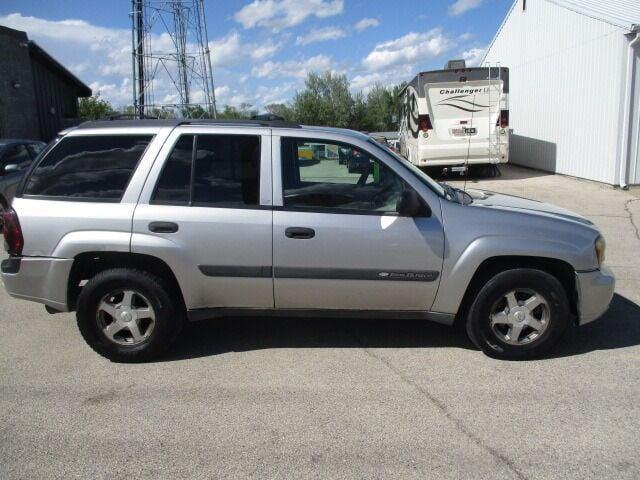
[292,71,353,128]
[78,94,115,119]
[364,83,393,132]
[217,103,258,120]
[265,103,294,121]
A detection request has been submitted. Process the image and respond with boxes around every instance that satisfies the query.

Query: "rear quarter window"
[22,135,153,201]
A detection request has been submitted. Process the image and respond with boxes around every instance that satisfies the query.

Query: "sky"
[0,0,513,111]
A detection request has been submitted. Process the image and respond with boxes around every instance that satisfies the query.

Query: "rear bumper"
[1,256,73,311]
[416,140,509,166]
[575,266,615,325]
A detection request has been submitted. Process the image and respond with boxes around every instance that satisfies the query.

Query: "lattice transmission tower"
[130,0,217,119]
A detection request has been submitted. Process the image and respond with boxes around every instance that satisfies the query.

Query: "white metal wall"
[484,0,628,184]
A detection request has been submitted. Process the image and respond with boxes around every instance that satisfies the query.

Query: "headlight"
[595,235,606,267]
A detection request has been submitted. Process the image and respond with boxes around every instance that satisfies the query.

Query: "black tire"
[76,268,183,362]
[466,268,570,360]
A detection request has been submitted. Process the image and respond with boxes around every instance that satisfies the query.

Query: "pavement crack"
[624,198,640,242]
[360,347,528,480]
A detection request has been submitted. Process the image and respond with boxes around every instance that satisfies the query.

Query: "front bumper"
[1,256,73,311]
[575,266,615,325]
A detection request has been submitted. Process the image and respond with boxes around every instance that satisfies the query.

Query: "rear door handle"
[285,227,315,239]
[149,221,179,233]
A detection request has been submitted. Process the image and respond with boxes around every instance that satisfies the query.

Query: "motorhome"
[398,60,509,170]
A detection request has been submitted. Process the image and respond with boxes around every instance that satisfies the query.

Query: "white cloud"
[209,32,243,68]
[214,85,232,105]
[250,39,282,60]
[354,17,380,32]
[0,13,284,109]
[251,54,333,79]
[461,47,486,67]
[350,64,413,93]
[449,0,483,16]
[362,29,452,72]
[234,0,344,31]
[89,78,132,105]
[295,26,346,46]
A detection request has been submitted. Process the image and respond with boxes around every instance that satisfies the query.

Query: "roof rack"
[76,118,302,129]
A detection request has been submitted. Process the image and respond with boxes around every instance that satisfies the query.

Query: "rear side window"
[152,134,260,207]
[153,135,194,204]
[23,135,153,200]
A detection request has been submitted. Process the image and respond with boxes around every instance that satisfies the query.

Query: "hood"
[465,189,594,227]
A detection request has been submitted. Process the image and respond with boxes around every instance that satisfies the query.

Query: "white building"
[483,0,640,186]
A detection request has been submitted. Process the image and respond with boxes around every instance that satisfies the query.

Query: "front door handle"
[149,221,179,233]
[285,227,315,239]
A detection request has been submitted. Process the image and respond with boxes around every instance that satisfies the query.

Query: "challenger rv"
[398,62,509,169]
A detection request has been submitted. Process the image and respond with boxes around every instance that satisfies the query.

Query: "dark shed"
[0,26,91,142]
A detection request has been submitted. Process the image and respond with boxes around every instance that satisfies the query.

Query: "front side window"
[23,135,152,200]
[281,138,406,214]
[152,134,261,207]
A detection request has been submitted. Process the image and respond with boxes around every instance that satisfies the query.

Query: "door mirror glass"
[396,189,430,217]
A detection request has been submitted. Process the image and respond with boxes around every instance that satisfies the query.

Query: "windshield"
[366,139,445,197]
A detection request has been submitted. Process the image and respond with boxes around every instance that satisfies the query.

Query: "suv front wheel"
[466,268,570,360]
[76,268,182,362]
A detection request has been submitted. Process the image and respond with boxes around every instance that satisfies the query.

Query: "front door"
[272,136,444,311]
[132,127,273,310]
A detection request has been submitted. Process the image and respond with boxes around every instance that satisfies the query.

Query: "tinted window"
[281,138,406,213]
[2,144,30,168]
[153,135,194,204]
[24,135,152,200]
[193,135,260,206]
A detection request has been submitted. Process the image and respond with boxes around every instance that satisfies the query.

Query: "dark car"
[0,139,46,205]
[347,148,372,174]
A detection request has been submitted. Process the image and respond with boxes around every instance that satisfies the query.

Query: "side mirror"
[396,189,431,217]
[3,164,19,173]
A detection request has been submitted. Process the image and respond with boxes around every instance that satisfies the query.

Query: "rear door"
[272,134,444,311]
[132,126,273,311]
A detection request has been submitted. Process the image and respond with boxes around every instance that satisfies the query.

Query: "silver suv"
[0,119,615,361]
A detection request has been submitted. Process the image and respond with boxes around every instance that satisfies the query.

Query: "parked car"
[0,119,614,362]
[0,139,46,204]
[0,139,46,231]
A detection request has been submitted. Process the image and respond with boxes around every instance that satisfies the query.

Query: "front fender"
[431,234,595,315]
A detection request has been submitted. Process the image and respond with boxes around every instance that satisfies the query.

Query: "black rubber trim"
[1,257,21,274]
[199,265,273,278]
[197,265,439,282]
[187,307,455,324]
[274,267,439,282]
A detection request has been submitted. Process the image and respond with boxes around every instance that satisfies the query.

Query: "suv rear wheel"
[466,268,570,360]
[76,268,183,362]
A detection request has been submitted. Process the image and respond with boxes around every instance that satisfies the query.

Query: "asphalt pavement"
[1,164,639,479]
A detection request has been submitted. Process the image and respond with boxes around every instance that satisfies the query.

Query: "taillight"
[418,114,433,131]
[2,207,24,256]
[497,110,509,128]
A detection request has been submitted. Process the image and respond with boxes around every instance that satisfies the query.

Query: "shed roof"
[28,40,92,97]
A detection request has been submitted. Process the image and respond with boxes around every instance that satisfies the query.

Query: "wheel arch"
[67,251,186,314]
[455,255,578,324]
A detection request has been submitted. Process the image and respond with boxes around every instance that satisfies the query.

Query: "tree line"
[79,71,406,132]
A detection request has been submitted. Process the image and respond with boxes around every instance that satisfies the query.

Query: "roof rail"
[76,118,301,129]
